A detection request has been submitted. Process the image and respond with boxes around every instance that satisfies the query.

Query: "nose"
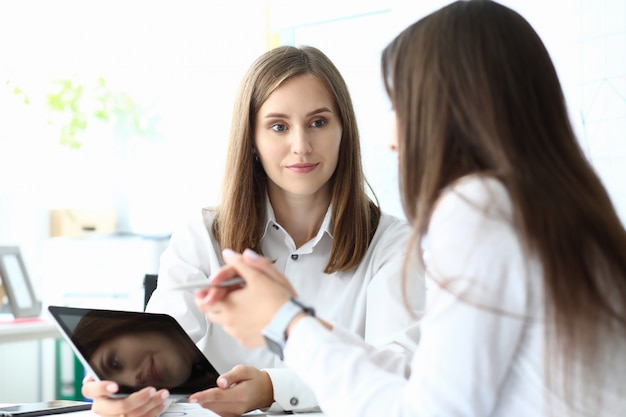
[134,369,146,386]
[115,368,142,388]
[291,128,312,155]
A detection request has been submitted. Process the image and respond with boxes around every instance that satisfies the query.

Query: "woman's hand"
[194,248,295,347]
[82,376,170,417]
[188,365,273,417]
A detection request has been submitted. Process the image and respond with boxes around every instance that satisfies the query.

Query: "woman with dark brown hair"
[82,45,423,417]
[73,311,215,392]
[198,1,626,416]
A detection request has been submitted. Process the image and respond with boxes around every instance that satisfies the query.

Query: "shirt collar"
[260,197,334,243]
[261,198,277,240]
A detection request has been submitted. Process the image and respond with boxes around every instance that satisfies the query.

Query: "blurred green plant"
[6,79,31,104]
[46,76,159,150]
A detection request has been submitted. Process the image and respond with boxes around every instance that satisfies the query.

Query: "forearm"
[284,317,409,417]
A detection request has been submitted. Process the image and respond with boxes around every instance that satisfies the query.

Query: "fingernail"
[188,398,198,404]
[217,376,228,388]
[161,390,170,400]
[222,248,236,260]
[243,248,259,259]
[148,388,156,397]
[105,383,118,393]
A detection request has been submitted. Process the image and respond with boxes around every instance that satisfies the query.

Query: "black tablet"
[48,306,220,399]
[0,401,92,417]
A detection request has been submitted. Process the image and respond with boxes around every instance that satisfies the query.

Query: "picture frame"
[0,246,41,318]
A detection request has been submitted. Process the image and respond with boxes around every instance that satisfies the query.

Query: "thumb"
[217,364,254,389]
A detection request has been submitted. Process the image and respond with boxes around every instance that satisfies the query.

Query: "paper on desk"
[161,403,270,416]
[161,403,321,416]
[158,403,218,417]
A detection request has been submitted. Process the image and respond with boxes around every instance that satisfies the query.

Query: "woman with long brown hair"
[199,1,626,416]
[82,45,423,417]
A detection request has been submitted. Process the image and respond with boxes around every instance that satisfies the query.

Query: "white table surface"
[0,402,326,416]
[0,314,60,343]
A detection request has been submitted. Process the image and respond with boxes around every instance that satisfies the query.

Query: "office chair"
[143,274,158,310]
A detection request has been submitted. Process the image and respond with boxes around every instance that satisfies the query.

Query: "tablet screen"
[48,306,219,396]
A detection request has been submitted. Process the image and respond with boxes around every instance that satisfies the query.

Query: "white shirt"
[146,201,424,412]
[284,176,626,417]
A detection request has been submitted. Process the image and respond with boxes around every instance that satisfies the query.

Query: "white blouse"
[284,176,626,417]
[146,201,424,412]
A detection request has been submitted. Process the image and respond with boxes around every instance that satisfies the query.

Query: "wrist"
[285,311,308,339]
[259,370,274,409]
[262,298,315,360]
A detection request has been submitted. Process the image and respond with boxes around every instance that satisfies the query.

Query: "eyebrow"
[263,107,333,119]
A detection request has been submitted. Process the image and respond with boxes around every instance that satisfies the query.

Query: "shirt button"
[290,397,299,406]
[272,224,279,230]
[291,254,299,260]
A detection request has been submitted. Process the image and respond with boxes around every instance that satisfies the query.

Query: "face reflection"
[90,331,192,389]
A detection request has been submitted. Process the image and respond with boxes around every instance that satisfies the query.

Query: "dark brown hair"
[382,0,626,412]
[73,311,201,364]
[213,45,380,273]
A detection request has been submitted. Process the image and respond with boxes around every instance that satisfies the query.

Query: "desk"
[0,316,61,402]
[0,403,327,417]
[0,317,60,343]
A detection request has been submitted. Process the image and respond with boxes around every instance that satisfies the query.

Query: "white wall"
[0,0,267,287]
[268,0,626,223]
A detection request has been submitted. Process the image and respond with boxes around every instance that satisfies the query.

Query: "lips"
[149,358,162,384]
[287,162,318,173]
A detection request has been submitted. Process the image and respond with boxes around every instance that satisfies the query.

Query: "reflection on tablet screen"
[49,307,219,394]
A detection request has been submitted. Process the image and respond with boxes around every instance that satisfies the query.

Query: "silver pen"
[172,276,246,291]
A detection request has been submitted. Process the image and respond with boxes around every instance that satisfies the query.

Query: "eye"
[271,123,287,132]
[310,118,326,128]
[108,354,121,370]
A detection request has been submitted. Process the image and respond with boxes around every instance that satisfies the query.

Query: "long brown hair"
[382,0,626,411]
[73,311,202,364]
[213,45,380,273]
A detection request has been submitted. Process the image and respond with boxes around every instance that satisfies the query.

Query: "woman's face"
[254,74,342,203]
[90,331,193,389]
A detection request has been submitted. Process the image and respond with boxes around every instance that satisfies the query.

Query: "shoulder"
[378,211,411,232]
[428,175,516,258]
[426,176,531,306]
[156,208,224,289]
[446,175,510,209]
[427,175,519,267]
[431,175,513,232]
[369,211,412,251]
[169,207,218,245]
